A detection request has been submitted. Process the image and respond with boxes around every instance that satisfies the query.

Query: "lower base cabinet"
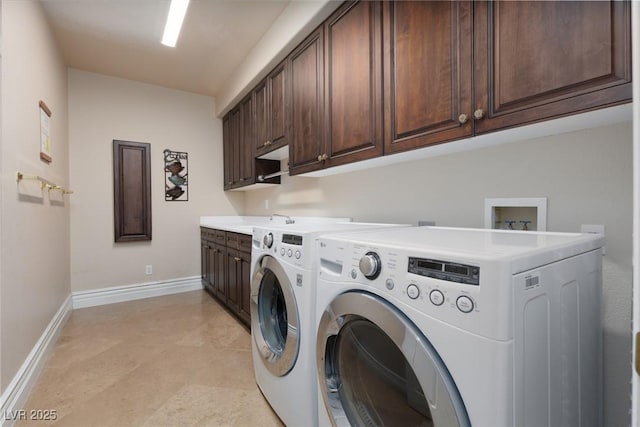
[201,227,252,327]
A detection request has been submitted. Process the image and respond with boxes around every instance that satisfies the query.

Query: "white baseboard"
[72,276,203,309]
[0,296,72,427]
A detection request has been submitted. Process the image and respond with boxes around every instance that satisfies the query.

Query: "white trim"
[0,296,72,427]
[72,276,203,309]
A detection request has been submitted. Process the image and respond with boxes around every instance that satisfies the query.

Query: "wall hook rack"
[16,171,73,194]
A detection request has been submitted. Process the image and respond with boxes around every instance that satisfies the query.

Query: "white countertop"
[199,216,352,235]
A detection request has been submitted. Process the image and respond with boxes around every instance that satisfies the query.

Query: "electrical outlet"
[145,265,153,275]
[264,199,269,210]
[581,224,606,255]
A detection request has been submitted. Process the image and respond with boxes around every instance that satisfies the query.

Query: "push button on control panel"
[407,284,420,300]
[287,249,293,258]
[456,296,474,313]
[280,248,285,256]
[295,250,301,259]
[429,289,445,306]
[385,279,395,290]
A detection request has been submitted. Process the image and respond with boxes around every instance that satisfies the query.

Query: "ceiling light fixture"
[161,0,190,47]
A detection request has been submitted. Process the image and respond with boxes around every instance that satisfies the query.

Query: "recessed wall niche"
[484,198,547,231]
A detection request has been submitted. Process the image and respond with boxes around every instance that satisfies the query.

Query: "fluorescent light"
[161,0,190,47]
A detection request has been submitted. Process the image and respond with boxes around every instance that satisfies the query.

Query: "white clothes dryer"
[314,226,604,427]
[251,222,408,427]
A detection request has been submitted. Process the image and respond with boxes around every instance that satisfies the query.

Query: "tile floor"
[18,290,283,427]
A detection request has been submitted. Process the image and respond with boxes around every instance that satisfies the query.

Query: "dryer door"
[317,291,470,427]
[251,255,300,377]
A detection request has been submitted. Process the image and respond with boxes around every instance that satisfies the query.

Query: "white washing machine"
[251,222,408,427]
[315,226,604,427]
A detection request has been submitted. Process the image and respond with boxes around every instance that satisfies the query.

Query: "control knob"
[359,252,382,280]
[263,233,274,248]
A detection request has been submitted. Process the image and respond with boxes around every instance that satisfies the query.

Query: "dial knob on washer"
[359,252,382,280]
[263,233,274,248]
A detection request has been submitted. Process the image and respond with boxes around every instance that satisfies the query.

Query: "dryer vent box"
[484,198,547,231]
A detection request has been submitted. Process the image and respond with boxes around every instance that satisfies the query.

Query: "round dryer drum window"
[251,255,300,377]
[332,319,432,425]
[317,292,470,427]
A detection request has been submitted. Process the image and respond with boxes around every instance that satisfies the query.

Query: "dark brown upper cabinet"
[222,114,232,188]
[473,0,632,134]
[384,0,631,154]
[223,95,280,191]
[254,61,289,157]
[289,27,325,175]
[240,94,255,183]
[323,1,384,169]
[383,1,473,154]
[223,0,632,183]
[113,140,151,242]
[290,1,383,175]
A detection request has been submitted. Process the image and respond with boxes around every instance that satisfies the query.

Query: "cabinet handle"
[458,114,468,124]
[473,109,485,120]
[266,140,272,146]
[317,154,323,162]
[318,153,329,161]
[234,256,241,262]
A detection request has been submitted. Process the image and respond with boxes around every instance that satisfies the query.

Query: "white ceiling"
[40,0,290,97]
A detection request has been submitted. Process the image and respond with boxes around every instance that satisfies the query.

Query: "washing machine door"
[251,255,300,377]
[317,291,470,427]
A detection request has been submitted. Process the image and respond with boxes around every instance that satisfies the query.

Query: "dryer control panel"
[316,237,514,341]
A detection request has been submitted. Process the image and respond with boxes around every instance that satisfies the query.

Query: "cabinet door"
[255,62,289,158]
[383,1,472,154]
[254,80,269,154]
[237,251,252,326]
[212,243,227,302]
[324,1,383,166]
[229,107,242,187]
[289,27,325,175]
[240,94,254,184]
[226,249,241,314]
[201,237,210,291]
[222,114,232,190]
[268,62,289,151]
[474,0,632,134]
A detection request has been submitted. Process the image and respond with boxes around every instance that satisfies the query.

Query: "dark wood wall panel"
[113,140,152,242]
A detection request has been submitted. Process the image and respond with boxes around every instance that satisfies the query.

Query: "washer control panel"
[254,229,307,267]
[408,257,479,286]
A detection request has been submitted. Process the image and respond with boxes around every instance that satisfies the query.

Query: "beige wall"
[1,0,70,390]
[68,70,243,292]
[244,122,633,426]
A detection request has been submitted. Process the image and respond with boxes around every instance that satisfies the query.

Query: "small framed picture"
[164,149,188,201]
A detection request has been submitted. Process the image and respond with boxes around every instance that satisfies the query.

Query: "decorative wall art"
[164,149,188,201]
[39,100,52,163]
